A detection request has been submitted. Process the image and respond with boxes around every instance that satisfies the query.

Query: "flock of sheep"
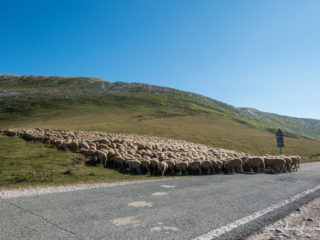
[1,128,301,176]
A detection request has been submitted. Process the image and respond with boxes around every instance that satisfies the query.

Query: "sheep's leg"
[120,163,125,173]
[283,165,288,173]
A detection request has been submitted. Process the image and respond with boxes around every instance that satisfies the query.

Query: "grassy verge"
[0,135,153,190]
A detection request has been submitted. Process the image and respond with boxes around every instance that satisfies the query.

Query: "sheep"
[164,159,176,175]
[158,161,168,176]
[125,159,141,174]
[105,150,115,168]
[189,161,201,175]
[264,157,287,173]
[201,160,212,175]
[283,157,292,172]
[140,159,150,174]
[113,156,125,170]
[97,143,109,150]
[55,139,65,150]
[21,132,34,141]
[149,159,159,175]
[79,141,90,150]
[296,156,301,168]
[211,160,223,173]
[243,157,265,173]
[4,130,17,136]
[289,156,299,172]
[4,128,300,177]
[175,161,188,175]
[223,158,243,174]
[96,150,107,165]
[81,149,96,159]
[65,140,79,152]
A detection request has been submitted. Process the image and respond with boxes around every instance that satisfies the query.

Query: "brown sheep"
[189,161,201,175]
[106,150,115,168]
[175,161,189,175]
[125,159,141,174]
[214,160,223,173]
[165,159,176,175]
[96,150,107,165]
[66,140,79,152]
[297,156,301,168]
[81,149,96,159]
[149,159,159,175]
[113,156,125,170]
[201,160,212,175]
[264,158,287,173]
[140,159,150,174]
[223,158,243,173]
[243,157,265,173]
[289,156,299,172]
[283,157,292,172]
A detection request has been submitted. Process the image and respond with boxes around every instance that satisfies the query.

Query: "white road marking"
[194,184,320,240]
[152,192,168,196]
[110,216,139,226]
[150,226,162,231]
[128,201,153,207]
[151,226,179,231]
[163,226,179,231]
[161,185,176,189]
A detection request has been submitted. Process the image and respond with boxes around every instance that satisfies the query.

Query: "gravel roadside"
[246,197,320,240]
[0,178,178,199]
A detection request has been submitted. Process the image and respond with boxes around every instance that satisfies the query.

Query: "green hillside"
[1,74,320,163]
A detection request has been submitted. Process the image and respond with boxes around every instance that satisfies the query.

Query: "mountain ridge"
[1,74,320,141]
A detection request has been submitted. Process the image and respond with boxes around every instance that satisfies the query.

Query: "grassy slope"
[1,75,320,189]
[0,134,151,189]
[1,94,320,163]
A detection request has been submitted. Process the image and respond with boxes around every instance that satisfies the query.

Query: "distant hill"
[1,74,320,161]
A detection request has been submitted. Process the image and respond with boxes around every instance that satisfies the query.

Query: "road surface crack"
[5,201,82,240]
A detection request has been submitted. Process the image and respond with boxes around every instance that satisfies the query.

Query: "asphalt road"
[1,162,320,240]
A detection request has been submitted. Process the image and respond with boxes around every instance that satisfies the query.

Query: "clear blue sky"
[1,0,320,119]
